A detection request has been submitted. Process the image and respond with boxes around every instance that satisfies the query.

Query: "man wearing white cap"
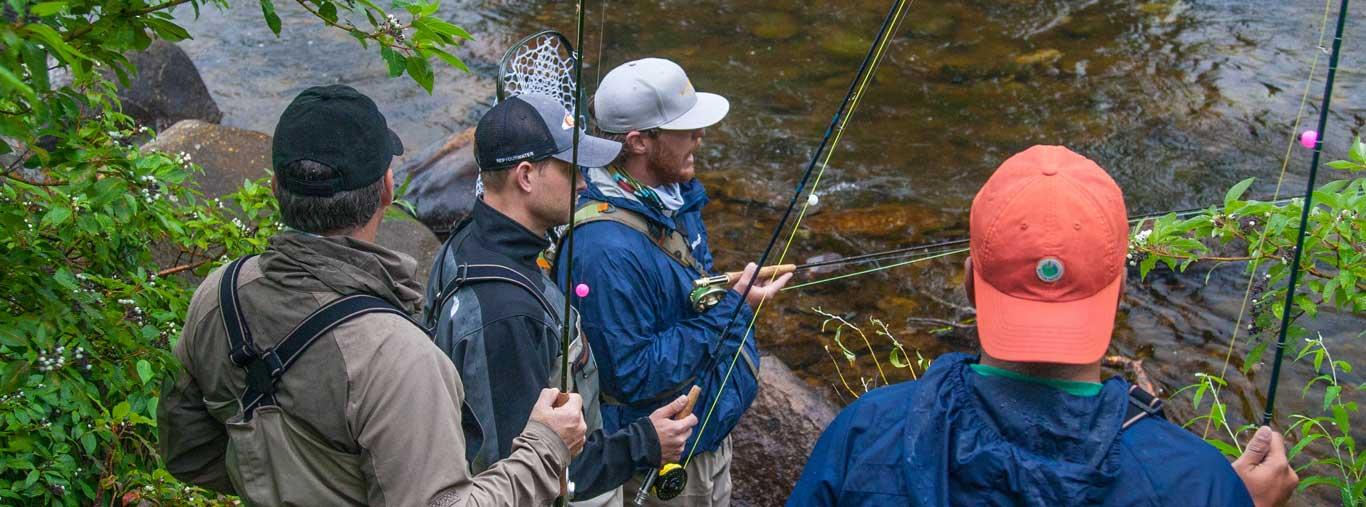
[552,58,791,505]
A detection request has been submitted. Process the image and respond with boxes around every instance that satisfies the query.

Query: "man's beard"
[647,142,693,184]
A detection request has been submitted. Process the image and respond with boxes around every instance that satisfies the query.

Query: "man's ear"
[515,161,537,193]
[624,130,650,155]
[380,169,394,207]
[964,256,977,307]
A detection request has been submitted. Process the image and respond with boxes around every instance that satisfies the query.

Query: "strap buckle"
[244,353,280,397]
[229,341,259,367]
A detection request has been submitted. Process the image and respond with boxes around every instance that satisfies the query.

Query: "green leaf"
[113,401,130,420]
[889,347,908,368]
[427,48,469,73]
[30,2,68,16]
[318,2,338,23]
[80,433,96,454]
[1325,385,1342,411]
[136,360,153,385]
[260,0,283,36]
[1205,438,1241,458]
[405,54,434,93]
[40,207,71,228]
[24,470,38,488]
[1225,177,1255,207]
[145,18,192,42]
[381,47,406,77]
[1326,160,1360,171]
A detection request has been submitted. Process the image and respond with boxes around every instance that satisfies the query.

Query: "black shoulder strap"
[427,263,558,330]
[219,256,423,420]
[1122,384,1166,429]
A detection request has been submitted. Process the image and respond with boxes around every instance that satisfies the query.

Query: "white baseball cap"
[593,58,730,133]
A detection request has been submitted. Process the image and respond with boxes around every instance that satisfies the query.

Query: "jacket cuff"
[523,420,572,470]
[630,416,663,468]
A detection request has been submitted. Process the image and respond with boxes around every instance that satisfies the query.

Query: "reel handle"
[724,264,797,285]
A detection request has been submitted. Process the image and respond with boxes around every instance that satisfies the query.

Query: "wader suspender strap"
[569,201,761,408]
[1122,384,1166,429]
[427,263,558,329]
[219,256,423,420]
[572,201,709,276]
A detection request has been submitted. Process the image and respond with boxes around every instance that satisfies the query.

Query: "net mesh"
[500,33,578,112]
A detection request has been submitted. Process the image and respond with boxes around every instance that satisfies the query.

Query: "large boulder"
[116,41,223,131]
[146,120,441,282]
[393,127,481,239]
[731,356,839,507]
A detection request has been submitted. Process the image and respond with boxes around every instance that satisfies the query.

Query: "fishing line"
[1201,0,1336,439]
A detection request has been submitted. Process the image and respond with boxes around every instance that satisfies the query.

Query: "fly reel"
[651,463,688,500]
[689,275,731,313]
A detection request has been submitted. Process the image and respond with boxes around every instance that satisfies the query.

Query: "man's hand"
[648,394,699,464]
[1232,425,1299,507]
[529,389,587,457]
[731,262,794,308]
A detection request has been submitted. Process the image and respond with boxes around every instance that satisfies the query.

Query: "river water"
[175,0,1363,503]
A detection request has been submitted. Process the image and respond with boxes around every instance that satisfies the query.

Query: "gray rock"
[731,356,839,507]
[146,119,440,282]
[393,127,481,239]
[116,41,223,132]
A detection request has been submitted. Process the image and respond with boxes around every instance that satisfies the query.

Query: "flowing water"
[175,0,1364,503]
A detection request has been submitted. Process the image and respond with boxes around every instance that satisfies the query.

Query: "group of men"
[158,55,1300,506]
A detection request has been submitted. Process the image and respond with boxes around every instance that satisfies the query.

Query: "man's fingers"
[1236,425,1274,467]
[678,413,698,430]
[535,388,560,407]
[653,394,690,418]
[562,393,584,413]
[1265,427,1290,465]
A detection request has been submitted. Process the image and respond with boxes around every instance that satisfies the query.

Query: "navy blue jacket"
[554,171,760,456]
[790,353,1253,506]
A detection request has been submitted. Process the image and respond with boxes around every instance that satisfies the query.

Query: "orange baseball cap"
[969,145,1128,365]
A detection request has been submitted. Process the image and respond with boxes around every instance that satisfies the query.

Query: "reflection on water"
[178,0,1361,502]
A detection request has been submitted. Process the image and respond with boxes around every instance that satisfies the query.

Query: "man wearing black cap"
[159,85,586,506]
[423,93,698,506]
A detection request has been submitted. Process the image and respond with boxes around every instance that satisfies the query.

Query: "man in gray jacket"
[158,84,586,506]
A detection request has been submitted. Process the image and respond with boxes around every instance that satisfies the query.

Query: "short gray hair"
[274,159,384,235]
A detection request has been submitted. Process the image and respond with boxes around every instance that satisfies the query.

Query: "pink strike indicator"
[575,283,590,298]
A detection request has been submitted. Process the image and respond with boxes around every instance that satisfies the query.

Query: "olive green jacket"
[158,232,569,506]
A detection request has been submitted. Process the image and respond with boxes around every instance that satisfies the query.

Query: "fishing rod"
[679,0,915,476]
[688,197,1300,310]
[1262,0,1350,426]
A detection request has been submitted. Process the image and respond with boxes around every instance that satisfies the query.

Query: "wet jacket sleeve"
[158,295,236,495]
[157,351,236,494]
[788,408,854,506]
[346,315,569,507]
[569,243,754,405]
[571,417,661,500]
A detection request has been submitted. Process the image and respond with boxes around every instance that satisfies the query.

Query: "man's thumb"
[1236,425,1274,466]
[656,394,688,418]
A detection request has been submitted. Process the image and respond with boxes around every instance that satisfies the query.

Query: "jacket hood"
[580,167,710,230]
[904,353,1129,505]
[259,231,425,314]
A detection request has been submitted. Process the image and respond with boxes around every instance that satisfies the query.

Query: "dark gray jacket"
[425,200,660,500]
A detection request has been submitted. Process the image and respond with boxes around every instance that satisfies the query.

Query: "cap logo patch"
[1036,257,1064,283]
[562,113,575,130]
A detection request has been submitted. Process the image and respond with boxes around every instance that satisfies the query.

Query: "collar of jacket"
[258,231,425,314]
[471,199,551,268]
[581,167,711,232]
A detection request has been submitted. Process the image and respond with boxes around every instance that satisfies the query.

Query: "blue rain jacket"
[790,353,1253,506]
[554,172,760,456]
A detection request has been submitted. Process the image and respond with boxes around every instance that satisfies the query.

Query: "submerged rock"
[393,127,480,239]
[747,11,800,41]
[819,28,873,61]
[116,41,223,132]
[1014,48,1064,66]
[731,356,839,507]
[802,202,945,240]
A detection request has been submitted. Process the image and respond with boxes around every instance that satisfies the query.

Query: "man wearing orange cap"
[788,146,1299,506]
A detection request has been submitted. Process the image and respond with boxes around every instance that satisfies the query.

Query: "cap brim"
[387,129,405,156]
[658,92,729,130]
[973,269,1121,365]
[551,132,622,168]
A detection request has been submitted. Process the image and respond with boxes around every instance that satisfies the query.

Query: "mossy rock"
[746,11,800,41]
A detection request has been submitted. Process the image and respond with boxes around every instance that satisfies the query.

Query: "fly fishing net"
[477,31,579,198]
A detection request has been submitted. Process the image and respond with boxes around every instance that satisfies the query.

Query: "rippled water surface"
[177,1,1363,503]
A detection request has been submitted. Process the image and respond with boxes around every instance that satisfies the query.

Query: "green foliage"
[811,307,929,397]
[0,0,470,503]
[1136,138,1366,504]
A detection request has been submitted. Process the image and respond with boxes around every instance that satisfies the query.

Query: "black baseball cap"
[272,85,404,196]
[474,94,621,171]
